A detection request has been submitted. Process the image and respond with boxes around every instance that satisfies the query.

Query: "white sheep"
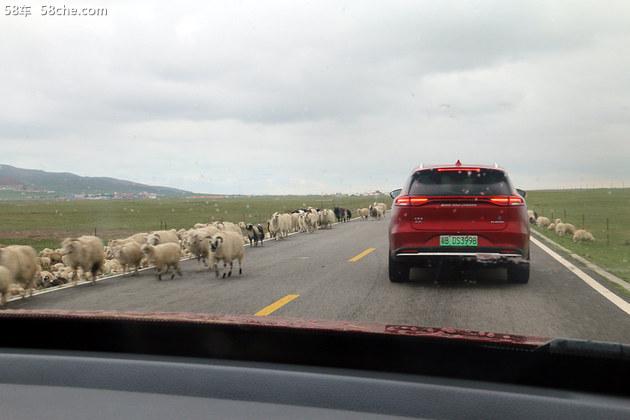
[209,231,244,278]
[186,229,213,267]
[217,222,242,235]
[281,213,292,237]
[141,243,182,281]
[108,233,148,249]
[527,210,537,224]
[357,208,369,220]
[536,216,551,228]
[564,223,576,236]
[111,241,144,275]
[548,223,556,231]
[305,212,319,233]
[555,223,568,236]
[554,218,562,225]
[0,265,13,305]
[51,262,65,272]
[573,229,595,242]
[0,245,38,297]
[37,270,55,289]
[61,235,105,284]
[54,267,74,285]
[369,205,384,220]
[290,213,300,232]
[319,209,336,229]
[38,256,51,271]
[374,202,387,213]
[269,212,291,240]
[297,213,308,232]
[39,248,63,264]
[146,229,179,246]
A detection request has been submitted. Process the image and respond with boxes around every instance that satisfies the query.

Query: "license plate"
[440,235,478,247]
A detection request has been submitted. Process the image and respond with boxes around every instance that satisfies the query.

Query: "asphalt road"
[8,215,630,342]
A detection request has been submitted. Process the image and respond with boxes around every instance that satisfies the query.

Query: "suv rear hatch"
[397,167,522,232]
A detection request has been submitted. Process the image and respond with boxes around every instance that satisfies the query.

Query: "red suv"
[388,161,530,283]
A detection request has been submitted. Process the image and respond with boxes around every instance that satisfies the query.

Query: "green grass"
[527,188,630,282]
[0,195,389,251]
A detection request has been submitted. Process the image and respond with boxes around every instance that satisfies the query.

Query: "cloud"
[1,0,629,193]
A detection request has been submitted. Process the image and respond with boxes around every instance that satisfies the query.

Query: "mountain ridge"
[0,164,193,197]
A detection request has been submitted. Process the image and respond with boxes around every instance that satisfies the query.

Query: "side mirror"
[389,188,402,199]
[516,188,527,198]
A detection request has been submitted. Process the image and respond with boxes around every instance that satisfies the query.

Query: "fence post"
[606,218,610,246]
[551,211,554,222]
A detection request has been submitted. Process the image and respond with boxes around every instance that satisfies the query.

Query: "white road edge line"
[531,230,630,293]
[6,214,366,303]
[531,236,630,315]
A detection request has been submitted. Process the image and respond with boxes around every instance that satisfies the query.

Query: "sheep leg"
[238,258,242,275]
[222,262,227,278]
[227,262,233,278]
[176,263,182,277]
[156,265,163,281]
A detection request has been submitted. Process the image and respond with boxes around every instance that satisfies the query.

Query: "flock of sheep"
[528,211,595,242]
[0,203,388,306]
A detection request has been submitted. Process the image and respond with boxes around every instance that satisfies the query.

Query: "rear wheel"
[508,264,529,284]
[389,255,410,283]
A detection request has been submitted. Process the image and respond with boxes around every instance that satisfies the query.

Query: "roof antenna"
[494,162,499,169]
[419,162,423,169]
[455,159,462,167]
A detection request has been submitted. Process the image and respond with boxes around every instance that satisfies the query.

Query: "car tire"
[389,255,410,283]
[508,264,529,284]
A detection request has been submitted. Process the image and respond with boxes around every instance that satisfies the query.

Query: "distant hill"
[0,164,192,198]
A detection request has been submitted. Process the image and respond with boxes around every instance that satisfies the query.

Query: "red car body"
[388,161,530,283]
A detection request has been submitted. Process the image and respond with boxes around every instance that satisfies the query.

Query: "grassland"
[0,195,389,251]
[527,188,630,282]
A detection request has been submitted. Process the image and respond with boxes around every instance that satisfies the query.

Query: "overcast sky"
[1,0,629,194]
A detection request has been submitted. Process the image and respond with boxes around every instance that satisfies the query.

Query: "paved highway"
[8,215,630,342]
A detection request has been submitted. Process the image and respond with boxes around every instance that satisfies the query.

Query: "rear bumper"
[392,247,529,267]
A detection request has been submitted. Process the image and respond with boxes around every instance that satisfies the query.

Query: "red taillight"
[436,167,481,172]
[394,196,410,206]
[394,195,429,206]
[489,195,524,206]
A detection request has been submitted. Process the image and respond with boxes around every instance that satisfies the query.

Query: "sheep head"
[210,235,223,252]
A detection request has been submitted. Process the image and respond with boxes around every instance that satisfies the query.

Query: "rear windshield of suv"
[409,169,512,196]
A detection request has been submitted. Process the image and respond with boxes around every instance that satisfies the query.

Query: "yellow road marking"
[348,247,376,262]
[255,294,300,316]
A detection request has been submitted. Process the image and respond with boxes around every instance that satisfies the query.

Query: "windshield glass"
[1,0,628,347]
